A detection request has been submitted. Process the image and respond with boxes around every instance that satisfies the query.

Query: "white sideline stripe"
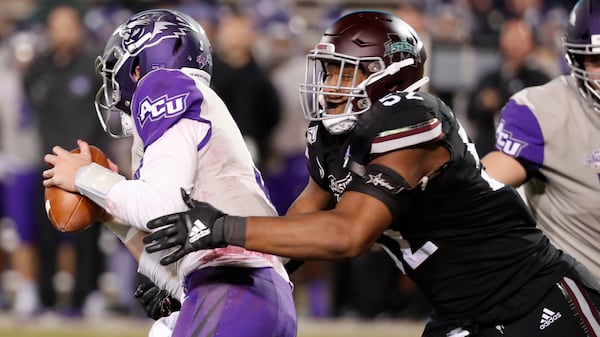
[371,123,442,154]
[564,277,600,336]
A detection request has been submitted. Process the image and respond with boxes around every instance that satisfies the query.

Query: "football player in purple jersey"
[41,9,296,337]
[144,10,600,337]
[482,0,600,283]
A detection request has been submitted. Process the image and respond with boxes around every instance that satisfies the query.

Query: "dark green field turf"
[0,316,424,337]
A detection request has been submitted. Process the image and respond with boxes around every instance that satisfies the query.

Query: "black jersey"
[305,91,575,324]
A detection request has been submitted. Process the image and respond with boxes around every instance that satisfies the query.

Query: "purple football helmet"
[564,0,600,111]
[95,9,213,137]
[299,10,428,134]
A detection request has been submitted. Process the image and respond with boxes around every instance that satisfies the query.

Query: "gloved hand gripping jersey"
[134,277,181,320]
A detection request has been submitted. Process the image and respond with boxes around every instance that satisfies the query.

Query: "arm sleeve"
[346,164,414,222]
[132,69,205,149]
[105,119,210,231]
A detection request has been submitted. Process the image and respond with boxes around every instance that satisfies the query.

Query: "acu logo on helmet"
[384,33,419,63]
[120,12,198,54]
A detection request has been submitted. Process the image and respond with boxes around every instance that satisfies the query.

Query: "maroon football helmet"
[299,10,427,134]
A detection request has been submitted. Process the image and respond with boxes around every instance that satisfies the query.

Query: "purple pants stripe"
[172,266,297,337]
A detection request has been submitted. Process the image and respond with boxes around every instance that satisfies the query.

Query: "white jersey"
[495,75,600,279]
[104,68,289,282]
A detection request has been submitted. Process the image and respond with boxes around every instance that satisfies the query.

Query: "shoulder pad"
[132,69,205,147]
[354,92,445,156]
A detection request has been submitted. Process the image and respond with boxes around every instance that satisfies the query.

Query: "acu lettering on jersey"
[138,93,189,126]
[494,99,544,167]
[133,69,204,148]
[495,119,528,156]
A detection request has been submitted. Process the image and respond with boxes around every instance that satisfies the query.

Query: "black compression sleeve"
[346,164,414,221]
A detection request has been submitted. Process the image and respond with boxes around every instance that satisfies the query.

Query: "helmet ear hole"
[131,56,140,76]
[172,37,183,54]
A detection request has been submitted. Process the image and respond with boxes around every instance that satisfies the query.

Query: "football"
[44,145,109,233]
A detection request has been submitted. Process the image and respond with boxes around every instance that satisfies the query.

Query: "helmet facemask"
[299,44,428,135]
[563,0,600,112]
[94,45,135,138]
[564,40,600,111]
[300,45,382,134]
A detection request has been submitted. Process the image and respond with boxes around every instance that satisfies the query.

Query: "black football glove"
[143,189,247,265]
[134,278,181,320]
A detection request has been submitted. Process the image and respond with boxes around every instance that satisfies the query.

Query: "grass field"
[0,314,425,337]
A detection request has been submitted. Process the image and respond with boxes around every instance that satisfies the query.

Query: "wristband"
[75,163,125,208]
[220,215,247,247]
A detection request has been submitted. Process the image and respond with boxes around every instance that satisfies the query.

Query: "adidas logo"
[539,308,561,330]
[189,219,211,243]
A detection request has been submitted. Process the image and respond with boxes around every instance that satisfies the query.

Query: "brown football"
[44,145,109,233]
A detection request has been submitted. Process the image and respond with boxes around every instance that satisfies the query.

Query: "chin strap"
[121,112,135,137]
[404,76,430,93]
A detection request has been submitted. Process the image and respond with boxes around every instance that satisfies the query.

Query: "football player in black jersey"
[143,10,600,337]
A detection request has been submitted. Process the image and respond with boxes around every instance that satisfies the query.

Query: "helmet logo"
[119,13,196,54]
[196,54,209,69]
[384,33,418,62]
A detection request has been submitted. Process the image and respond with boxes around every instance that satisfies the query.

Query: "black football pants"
[423,274,600,337]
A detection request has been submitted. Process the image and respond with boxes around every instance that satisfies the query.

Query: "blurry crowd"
[0,0,577,322]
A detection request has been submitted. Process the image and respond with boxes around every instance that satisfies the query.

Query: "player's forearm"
[104,217,141,250]
[138,247,182,298]
[109,222,182,298]
[244,211,368,260]
[481,151,527,187]
[122,229,146,260]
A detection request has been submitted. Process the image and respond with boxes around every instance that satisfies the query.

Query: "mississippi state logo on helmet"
[384,33,422,64]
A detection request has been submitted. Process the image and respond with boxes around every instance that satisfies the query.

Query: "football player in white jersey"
[41,9,296,337]
[482,0,600,281]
